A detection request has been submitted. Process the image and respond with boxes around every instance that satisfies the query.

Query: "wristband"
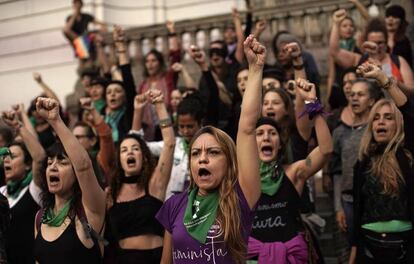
[168,32,177,37]
[159,118,172,128]
[293,64,304,70]
[382,77,396,90]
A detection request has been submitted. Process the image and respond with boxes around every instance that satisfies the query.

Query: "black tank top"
[6,188,39,264]
[251,174,304,242]
[34,216,102,264]
[108,187,164,241]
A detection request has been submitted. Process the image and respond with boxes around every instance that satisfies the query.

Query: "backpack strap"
[75,202,108,246]
[35,208,45,232]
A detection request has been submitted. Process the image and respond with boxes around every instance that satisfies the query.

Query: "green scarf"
[94,99,106,113]
[7,170,32,199]
[183,188,219,243]
[42,198,73,227]
[260,161,284,196]
[104,106,126,143]
[339,38,356,52]
[182,138,189,155]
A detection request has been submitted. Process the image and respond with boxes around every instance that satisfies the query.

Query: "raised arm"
[329,9,361,69]
[284,42,312,141]
[253,20,266,40]
[188,45,220,126]
[13,104,37,138]
[166,21,179,52]
[237,35,266,209]
[232,8,245,64]
[36,98,105,229]
[130,94,147,131]
[80,97,115,186]
[95,34,112,76]
[171,63,196,89]
[349,0,370,21]
[1,110,46,187]
[148,90,176,201]
[33,73,60,102]
[113,25,129,66]
[357,62,407,106]
[291,81,333,184]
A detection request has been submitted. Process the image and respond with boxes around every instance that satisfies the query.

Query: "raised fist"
[35,97,60,121]
[243,34,266,69]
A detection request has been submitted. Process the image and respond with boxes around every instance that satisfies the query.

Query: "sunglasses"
[209,48,227,58]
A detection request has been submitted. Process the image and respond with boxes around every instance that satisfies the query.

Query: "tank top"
[5,188,39,264]
[108,187,164,242]
[251,174,304,242]
[34,215,102,264]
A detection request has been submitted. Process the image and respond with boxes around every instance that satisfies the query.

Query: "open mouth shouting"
[126,156,137,168]
[48,174,61,189]
[265,111,276,119]
[198,167,212,179]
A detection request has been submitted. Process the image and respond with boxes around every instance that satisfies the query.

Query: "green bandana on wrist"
[183,188,219,244]
[42,198,73,227]
[7,170,32,199]
[260,161,284,196]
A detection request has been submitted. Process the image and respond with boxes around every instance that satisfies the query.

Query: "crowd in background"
[0,0,414,263]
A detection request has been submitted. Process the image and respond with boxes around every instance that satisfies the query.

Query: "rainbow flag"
[73,34,92,59]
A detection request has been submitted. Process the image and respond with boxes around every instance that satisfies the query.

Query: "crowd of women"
[0,0,413,263]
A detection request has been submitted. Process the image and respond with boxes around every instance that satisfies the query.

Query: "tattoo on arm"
[159,162,165,173]
[305,157,312,168]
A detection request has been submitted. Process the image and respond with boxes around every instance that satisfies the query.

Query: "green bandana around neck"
[104,106,126,143]
[260,160,284,196]
[182,138,189,155]
[94,99,106,113]
[42,197,73,227]
[183,188,219,244]
[339,38,356,52]
[7,170,32,199]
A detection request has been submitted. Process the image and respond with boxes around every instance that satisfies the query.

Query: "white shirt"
[148,137,190,199]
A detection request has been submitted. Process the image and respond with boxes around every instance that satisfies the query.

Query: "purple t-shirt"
[156,183,255,264]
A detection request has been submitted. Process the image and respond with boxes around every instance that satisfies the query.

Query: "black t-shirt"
[66,13,94,36]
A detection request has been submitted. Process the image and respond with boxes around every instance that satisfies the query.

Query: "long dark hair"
[143,49,166,78]
[110,134,156,200]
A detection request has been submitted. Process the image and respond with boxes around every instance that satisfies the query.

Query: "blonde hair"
[358,99,406,196]
[189,126,245,264]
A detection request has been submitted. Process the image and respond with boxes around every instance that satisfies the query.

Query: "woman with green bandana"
[0,109,45,264]
[32,97,106,263]
[156,34,264,264]
[247,79,333,264]
[102,26,137,145]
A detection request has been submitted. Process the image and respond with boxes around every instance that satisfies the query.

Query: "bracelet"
[159,118,172,128]
[116,49,127,53]
[382,77,395,90]
[167,32,177,37]
[298,99,330,120]
[293,64,304,70]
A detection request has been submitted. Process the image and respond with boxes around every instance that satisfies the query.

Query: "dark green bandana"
[7,170,32,199]
[339,38,356,52]
[183,188,219,244]
[182,138,189,155]
[42,198,73,227]
[94,99,106,113]
[260,161,284,196]
[104,106,126,143]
